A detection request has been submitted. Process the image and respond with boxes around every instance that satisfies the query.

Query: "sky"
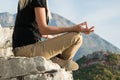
[0,0,120,49]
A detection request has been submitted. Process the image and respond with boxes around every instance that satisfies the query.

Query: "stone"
[0,56,73,80]
[0,47,13,58]
[24,69,73,80]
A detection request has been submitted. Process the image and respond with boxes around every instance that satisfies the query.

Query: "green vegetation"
[73,51,120,80]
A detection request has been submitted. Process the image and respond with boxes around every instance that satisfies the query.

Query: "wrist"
[73,25,82,32]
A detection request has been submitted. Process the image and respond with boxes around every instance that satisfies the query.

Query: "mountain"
[0,12,16,27]
[0,12,120,60]
[73,51,120,80]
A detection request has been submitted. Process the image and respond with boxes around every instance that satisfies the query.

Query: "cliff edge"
[0,56,73,80]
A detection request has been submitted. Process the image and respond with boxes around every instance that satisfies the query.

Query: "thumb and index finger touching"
[84,21,95,30]
[81,21,95,33]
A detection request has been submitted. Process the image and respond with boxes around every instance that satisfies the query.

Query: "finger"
[84,21,88,29]
[89,26,95,30]
[84,29,94,34]
[80,21,86,26]
[87,29,94,32]
[84,32,90,34]
[90,30,94,32]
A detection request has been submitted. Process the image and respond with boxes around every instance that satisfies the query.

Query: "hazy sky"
[0,0,120,48]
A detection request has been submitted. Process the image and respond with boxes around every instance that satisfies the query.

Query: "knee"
[70,32,83,45]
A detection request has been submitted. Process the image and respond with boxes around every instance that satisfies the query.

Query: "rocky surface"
[0,47,13,58]
[0,56,73,80]
[0,26,13,58]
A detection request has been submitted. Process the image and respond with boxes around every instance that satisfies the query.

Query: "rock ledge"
[0,56,73,80]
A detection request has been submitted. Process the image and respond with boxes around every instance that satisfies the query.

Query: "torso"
[12,0,48,49]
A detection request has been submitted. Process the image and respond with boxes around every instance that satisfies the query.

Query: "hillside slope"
[73,51,120,80]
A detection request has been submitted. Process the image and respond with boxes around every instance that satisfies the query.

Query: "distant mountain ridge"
[0,12,16,27]
[0,12,120,60]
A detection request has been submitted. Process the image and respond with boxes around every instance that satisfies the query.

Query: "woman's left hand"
[79,21,95,34]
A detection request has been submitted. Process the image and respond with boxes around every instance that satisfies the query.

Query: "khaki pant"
[13,32,83,60]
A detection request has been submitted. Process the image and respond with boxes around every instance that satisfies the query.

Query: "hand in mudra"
[77,21,95,34]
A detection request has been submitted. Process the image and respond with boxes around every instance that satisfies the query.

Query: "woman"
[12,0,94,71]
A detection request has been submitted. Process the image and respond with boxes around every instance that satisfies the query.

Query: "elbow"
[40,30,47,35]
[38,25,49,35]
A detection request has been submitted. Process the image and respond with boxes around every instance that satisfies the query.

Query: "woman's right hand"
[75,21,95,34]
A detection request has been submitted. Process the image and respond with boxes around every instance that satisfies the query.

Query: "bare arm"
[35,7,94,35]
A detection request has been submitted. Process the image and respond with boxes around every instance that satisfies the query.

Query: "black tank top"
[12,0,48,49]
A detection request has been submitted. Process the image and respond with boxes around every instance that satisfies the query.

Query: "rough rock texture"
[0,56,73,80]
[0,47,13,58]
[0,26,13,58]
